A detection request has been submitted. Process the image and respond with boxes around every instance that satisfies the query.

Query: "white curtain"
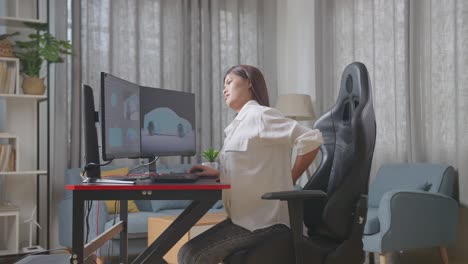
[410,0,468,206]
[80,0,277,166]
[316,0,468,197]
[316,0,468,261]
[315,0,410,180]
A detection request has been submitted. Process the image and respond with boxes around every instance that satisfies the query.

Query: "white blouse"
[219,100,323,231]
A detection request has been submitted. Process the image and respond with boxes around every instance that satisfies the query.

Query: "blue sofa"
[58,164,223,258]
[363,163,458,263]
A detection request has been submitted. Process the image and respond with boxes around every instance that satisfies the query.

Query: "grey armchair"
[363,163,458,264]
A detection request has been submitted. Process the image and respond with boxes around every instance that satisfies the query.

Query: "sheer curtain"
[315,0,468,261]
[80,0,277,166]
[410,0,468,260]
[315,0,410,179]
[410,0,468,206]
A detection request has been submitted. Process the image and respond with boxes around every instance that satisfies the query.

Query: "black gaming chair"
[225,62,377,264]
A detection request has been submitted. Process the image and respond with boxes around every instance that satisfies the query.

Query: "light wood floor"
[365,250,465,264]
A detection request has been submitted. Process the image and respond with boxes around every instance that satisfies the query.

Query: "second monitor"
[140,86,196,157]
[101,72,196,161]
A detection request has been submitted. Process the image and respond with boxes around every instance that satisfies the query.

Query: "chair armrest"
[378,190,458,250]
[262,190,327,201]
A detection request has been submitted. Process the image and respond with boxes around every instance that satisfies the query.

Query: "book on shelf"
[0,62,5,93]
[0,144,15,172]
[0,61,16,94]
[8,64,16,94]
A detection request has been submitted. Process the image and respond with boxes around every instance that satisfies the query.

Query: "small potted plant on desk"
[202,148,220,170]
[14,22,72,95]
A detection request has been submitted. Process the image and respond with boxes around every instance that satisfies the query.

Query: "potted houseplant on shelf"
[202,148,220,170]
[14,22,72,95]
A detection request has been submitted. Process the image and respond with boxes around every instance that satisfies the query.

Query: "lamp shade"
[275,93,316,121]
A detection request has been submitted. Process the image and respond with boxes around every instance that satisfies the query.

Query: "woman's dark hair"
[224,64,270,107]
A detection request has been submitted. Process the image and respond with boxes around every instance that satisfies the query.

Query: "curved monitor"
[101,73,141,161]
[100,73,196,160]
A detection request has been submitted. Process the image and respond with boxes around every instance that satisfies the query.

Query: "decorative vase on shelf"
[202,162,219,170]
[22,76,45,95]
[0,39,15,58]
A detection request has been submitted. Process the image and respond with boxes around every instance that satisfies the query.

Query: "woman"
[178,65,323,264]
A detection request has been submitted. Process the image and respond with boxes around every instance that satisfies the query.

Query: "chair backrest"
[303,62,376,241]
[367,163,457,208]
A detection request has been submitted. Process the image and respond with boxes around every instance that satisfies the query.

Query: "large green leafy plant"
[14,22,72,77]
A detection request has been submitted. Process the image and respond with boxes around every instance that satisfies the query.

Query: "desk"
[66,179,230,264]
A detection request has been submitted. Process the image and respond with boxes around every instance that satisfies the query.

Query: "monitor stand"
[148,158,157,174]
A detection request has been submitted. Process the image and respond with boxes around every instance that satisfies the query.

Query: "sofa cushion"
[105,200,140,214]
[151,199,224,212]
[151,200,192,212]
[134,199,153,212]
[364,207,380,235]
[104,211,157,239]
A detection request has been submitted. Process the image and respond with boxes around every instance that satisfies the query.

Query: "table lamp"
[275,93,316,121]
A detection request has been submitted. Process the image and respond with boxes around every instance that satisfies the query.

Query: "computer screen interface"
[140,86,196,157]
[101,73,141,160]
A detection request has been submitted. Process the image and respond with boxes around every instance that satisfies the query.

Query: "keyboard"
[151,172,199,183]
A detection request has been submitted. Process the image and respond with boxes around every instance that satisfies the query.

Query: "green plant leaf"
[0,32,20,40]
[202,148,220,162]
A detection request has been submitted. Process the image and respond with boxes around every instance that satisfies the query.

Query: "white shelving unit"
[0,0,47,25]
[0,0,49,255]
[0,207,19,255]
[0,133,46,176]
[0,16,45,26]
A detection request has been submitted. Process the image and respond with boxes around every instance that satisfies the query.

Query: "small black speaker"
[83,84,101,181]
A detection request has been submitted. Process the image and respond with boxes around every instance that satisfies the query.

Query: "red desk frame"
[66,179,230,264]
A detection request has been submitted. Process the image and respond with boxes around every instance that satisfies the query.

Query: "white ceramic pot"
[202,162,219,170]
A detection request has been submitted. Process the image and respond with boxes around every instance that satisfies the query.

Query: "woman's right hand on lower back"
[189,165,220,178]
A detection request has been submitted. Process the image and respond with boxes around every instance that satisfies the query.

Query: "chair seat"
[364,207,379,235]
